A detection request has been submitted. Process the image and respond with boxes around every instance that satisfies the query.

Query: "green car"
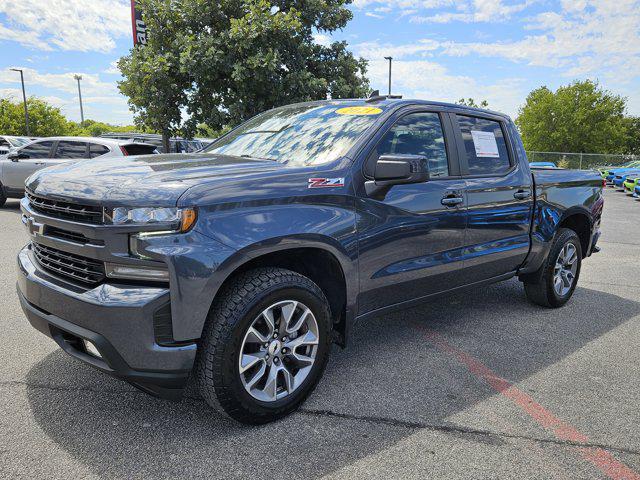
[623,175,640,194]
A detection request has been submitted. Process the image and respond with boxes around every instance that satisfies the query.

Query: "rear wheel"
[0,183,6,208]
[196,267,332,424]
[523,228,582,308]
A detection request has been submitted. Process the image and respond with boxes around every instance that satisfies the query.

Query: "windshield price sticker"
[335,106,382,116]
[470,130,500,158]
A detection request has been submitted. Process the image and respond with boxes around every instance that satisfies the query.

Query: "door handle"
[441,196,464,207]
[513,189,531,200]
[34,162,45,165]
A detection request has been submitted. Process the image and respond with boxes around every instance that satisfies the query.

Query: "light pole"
[10,68,30,136]
[383,56,392,95]
[74,74,85,124]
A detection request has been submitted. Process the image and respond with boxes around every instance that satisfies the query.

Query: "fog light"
[83,339,102,359]
[105,263,169,282]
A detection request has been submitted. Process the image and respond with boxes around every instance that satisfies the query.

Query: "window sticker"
[335,106,382,116]
[470,130,500,158]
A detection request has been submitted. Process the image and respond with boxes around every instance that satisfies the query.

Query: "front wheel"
[0,183,6,208]
[196,268,332,424]
[523,228,582,308]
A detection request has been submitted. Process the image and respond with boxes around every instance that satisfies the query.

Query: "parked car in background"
[0,135,35,156]
[17,98,603,424]
[634,184,640,198]
[602,161,640,184]
[529,161,558,168]
[623,175,640,194]
[613,171,640,190]
[195,138,216,150]
[0,136,157,207]
[100,132,204,153]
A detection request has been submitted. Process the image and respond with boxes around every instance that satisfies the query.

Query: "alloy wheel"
[238,300,319,402]
[553,243,578,296]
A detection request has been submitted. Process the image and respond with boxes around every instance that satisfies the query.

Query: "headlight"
[110,207,197,232]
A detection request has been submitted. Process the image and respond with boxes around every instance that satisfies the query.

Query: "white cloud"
[412,0,535,23]
[0,0,131,52]
[365,12,384,19]
[0,67,119,96]
[353,0,455,8]
[439,0,640,79]
[0,66,131,123]
[313,33,332,47]
[352,0,536,23]
[365,57,526,116]
[354,39,440,59]
[104,60,121,75]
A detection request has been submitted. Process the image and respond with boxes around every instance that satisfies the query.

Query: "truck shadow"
[25,280,640,479]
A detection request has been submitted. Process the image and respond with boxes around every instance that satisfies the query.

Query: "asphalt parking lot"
[1,188,639,479]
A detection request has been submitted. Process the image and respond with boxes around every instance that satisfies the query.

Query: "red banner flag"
[131,0,147,46]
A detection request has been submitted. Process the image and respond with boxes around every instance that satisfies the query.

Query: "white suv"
[0,136,157,207]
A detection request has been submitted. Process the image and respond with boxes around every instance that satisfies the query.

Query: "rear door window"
[55,141,89,159]
[456,115,511,175]
[19,141,54,159]
[89,144,110,158]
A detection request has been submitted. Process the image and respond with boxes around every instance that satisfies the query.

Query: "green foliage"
[622,116,640,155]
[117,0,369,137]
[556,156,570,169]
[0,97,71,136]
[69,120,140,137]
[515,80,628,154]
[456,98,489,108]
[0,97,138,138]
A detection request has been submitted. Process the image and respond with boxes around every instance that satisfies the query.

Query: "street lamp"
[74,74,85,124]
[383,56,392,96]
[9,68,30,136]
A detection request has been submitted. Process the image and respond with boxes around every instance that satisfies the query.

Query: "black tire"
[523,228,582,308]
[0,183,6,208]
[196,267,332,424]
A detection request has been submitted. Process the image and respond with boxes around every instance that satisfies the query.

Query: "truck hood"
[25,153,285,206]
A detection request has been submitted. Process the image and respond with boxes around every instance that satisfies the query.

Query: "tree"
[456,98,489,108]
[622,116,640,155]
[69,120,139,137]
[0,97,72,136]
[515,80,628,154]
[117,0,369,139]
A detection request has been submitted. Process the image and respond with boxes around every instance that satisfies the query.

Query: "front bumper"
[17,245,197,399]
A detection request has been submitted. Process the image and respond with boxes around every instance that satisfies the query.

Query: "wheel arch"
[207,239,356,347]
[558,209,592,258]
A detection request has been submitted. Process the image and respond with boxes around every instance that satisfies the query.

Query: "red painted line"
[421,328,640,480]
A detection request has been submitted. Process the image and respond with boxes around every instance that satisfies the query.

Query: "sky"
[0,0,639,125]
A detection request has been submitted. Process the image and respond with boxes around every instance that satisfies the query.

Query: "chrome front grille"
[27,192,103,224]
[32,243,105,285]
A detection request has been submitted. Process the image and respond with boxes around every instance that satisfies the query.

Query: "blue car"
[530,161,558,168]
[634,184,640,198]
[604,161,640,185]
[613,170,640,190]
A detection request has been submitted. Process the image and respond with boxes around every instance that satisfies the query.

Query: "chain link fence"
[526,151,640,170]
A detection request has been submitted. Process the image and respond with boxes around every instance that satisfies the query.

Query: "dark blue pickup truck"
[17,98,603,424]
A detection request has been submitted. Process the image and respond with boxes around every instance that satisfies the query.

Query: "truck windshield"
[203,103,385,166]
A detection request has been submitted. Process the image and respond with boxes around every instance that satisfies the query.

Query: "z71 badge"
[308,178,345,188]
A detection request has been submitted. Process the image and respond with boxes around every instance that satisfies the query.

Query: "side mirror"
[7,151,21,162]
[365,154,430,197]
